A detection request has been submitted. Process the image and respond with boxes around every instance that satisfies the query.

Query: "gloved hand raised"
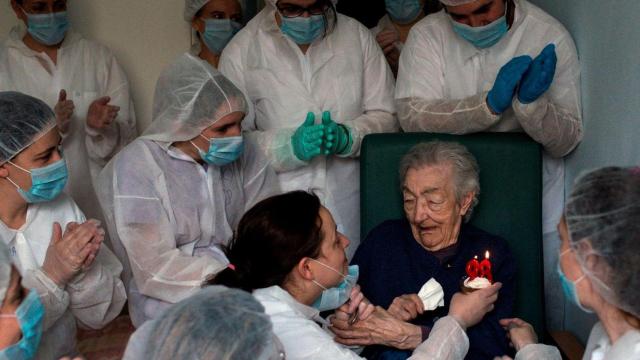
[518,44,557,104]
[322,111,352,156]
[487,55,533,114]
[291,112,324,162]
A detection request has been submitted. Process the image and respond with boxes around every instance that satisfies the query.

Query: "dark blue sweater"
[352,219,516,360]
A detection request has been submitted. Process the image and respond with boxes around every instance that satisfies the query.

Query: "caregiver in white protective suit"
[0,92,126,360]
[0,0,138,236]
[97,53,279,327]
[219,0,397,258]
[395,0,582,329]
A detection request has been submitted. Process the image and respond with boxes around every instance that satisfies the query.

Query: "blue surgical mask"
[201,19,242,55]
[7,159,69,204]
[280,14,326,45]
[191,135,244,166]
[0,289,45,360]
[311,263,359,312]
[557,250,593,313]
[450,14,508,49]
[21,8,69,46]
[386,0,423,24]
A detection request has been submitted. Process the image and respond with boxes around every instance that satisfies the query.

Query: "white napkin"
[418,278,445,311]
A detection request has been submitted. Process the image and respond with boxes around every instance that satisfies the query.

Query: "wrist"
[41,263,67,288]
[396,323,423,350]
[449,313,468,331]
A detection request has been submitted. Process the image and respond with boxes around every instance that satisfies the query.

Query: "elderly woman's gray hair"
[399,141,480,221]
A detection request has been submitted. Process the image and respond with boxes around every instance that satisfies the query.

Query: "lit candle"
[465,255,480,279]
[480,251,493,283]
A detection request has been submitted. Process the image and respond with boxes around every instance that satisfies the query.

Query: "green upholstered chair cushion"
[360,132,545,336]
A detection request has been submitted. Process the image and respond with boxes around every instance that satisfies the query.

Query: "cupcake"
[461,276,491,293]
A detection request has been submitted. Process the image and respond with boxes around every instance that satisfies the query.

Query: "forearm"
[343,110,398,158]
[67,250,127,329]
[512,95,583,157]
[22,268,70,330]
[409,316,469,360]
[246,129,308,173]
[397,92,501,134]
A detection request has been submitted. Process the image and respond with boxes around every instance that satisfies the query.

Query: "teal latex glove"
[487,55,533,114]
[518,44,557,104]
[321,111,352,155]
[291,112,324,162]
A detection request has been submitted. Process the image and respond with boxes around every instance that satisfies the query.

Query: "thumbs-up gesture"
[87,96,120,130]
[54,89,74,134]
[41,220,104,286]
[291,112,325,162]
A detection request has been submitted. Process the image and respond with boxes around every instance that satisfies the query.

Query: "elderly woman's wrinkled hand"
[449,282,502,329]
[330,306,423,350]
[334,285,375,323]
[388,294,425,321]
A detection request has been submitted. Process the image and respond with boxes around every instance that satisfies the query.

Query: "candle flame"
[474,255,478,260]
[485,250,490,259]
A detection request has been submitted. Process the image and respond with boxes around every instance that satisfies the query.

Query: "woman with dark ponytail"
[208,190,374,359]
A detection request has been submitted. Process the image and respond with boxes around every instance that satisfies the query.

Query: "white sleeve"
[408,316,469,360]
[514,344,561,360]
[278,321,365,360]
[512,34,582,158]
[67,245,127,330]
[112,149,226,304]
[395,27,501,133]
[21,268,70,331]
[340,24,398,158]
[219,42,307,173]
[241,138,281,211]
[84,47,137,168]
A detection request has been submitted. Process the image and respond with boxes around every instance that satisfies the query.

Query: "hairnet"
[0,241,11,302]
[439,0,477,6]
[184,0,210,21]
[565,166,640,318]
[141,53,247,143]
[0,91,56,165]
[145,286,276,360]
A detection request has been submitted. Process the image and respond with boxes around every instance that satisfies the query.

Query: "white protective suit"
[395,0,582,236]
[0,194,126,360]
[253,285,364,360]
[219,3,398,258]
[97,53,279,327]
[0,25,137,238]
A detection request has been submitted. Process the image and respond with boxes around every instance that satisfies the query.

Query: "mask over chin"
[311,262,359,312]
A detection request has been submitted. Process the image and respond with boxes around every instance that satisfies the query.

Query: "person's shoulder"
[520,0,573,40]
[113,139,160,177]
[412,10,451,37]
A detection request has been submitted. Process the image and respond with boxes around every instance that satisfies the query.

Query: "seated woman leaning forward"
[209,190,501,360]
[97,53,278,328]
[334,141,516,359]
[0,92,126,359]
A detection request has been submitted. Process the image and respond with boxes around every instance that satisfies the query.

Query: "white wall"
[530,0,640,343]
[0,0,191,133]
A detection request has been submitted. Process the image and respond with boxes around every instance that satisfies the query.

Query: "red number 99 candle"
[479,251,493,283]
[465,255,480,279]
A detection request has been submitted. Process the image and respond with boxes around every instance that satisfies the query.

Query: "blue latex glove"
[291,112,324,162]
[321,111,352,155]
[518,44,557,104]
[487,55,533,114]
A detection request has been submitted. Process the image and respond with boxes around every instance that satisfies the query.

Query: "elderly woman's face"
[402,164,473,251]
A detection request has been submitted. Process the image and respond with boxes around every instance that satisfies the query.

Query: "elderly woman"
[184,0,244,68]
[334,141,516,359]
[0,0,137,235]
[0,92,126,359]
[123,286,283,360]
[97,54,278,327]
[489,167,640,360]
